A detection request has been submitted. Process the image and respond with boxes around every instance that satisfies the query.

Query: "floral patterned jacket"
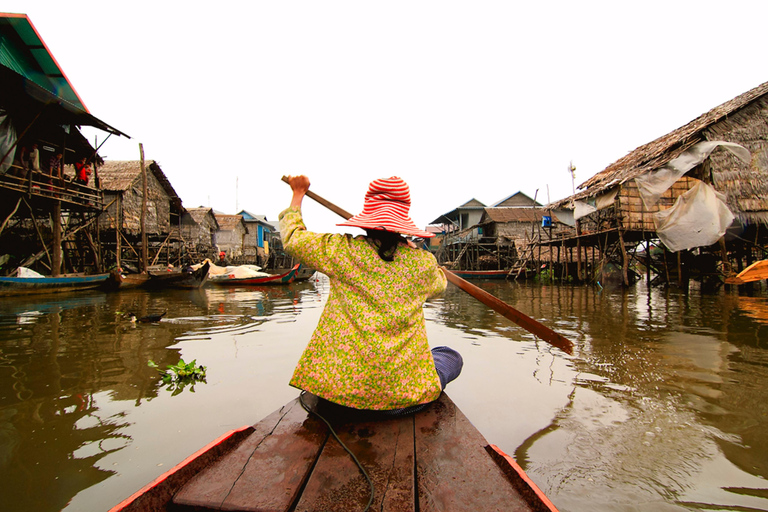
[279,206,446,409]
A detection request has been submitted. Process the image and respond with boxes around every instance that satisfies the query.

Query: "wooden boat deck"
[112,393,557,512]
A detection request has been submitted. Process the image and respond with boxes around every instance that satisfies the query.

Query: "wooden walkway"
[112,393,557,512]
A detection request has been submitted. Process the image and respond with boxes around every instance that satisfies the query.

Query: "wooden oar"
[281,176,574,355]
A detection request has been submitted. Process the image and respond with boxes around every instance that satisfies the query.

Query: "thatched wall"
[214,214,246,256]
[703,95,768,224]
[577,176,700,234]
[97,160,178,236]
[181,208,217,246]
[481,208,563,241]
[99,173,171,235]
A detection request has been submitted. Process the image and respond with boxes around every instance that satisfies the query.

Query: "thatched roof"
[552,80,768,218]
[186,207,219,229]
[98,160,183,211]
[214,213,245,231]
[480,207,559,224]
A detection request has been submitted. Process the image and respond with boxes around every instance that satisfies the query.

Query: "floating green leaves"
[148,358,207,395]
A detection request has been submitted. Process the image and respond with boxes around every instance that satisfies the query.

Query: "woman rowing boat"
[279,175,462,415]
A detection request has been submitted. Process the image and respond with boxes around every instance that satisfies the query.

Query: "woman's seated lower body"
[311,346,463,421]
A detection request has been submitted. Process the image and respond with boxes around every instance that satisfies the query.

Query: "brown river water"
[0,275,767,512]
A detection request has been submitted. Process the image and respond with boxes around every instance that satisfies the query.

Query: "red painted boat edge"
[108,425,254,512]
[485,444,560,512]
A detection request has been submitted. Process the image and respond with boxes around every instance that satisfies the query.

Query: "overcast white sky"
[6,1,768,233]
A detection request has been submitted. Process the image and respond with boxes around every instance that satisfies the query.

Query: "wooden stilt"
[0,197,22,236]
[618,229,629,286]
[52,201,62,276]
[140,143,148,272]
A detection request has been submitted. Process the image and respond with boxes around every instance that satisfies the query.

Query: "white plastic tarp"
[635,141,750,209]
[595,188,618,210]
[654,180,734,253]
[0,113,17,175]
[574,200,597,220]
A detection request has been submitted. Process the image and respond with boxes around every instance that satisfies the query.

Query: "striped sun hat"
[337,177,434,238]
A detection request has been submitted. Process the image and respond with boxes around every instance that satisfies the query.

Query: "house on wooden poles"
[543,80,768,287]
[0,13,129,277]
[238,209,278,268]
[213,213,246,262]
[97,160,187,271]
[431,192,566,275]
[181,207,219,262]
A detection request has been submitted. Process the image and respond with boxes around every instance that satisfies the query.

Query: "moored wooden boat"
[103,271,151,290]
[0,272,110,296]
[207,263,300,286]
[271,265,316,281]
[725,259,768,285]
[109,392,559,512]
[143,262,210,290]
[451,269,510,279]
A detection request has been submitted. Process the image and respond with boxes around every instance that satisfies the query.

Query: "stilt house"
[546,79,768,285]
[181,207,219,262]
[238,210,277,267]
[213,213,246,260]
[97,160,184,269]
[0,13,128,276]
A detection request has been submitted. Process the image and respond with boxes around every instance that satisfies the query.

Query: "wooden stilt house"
[97,160,184,271]
[545,80,768,286]
[0,13,128,276]
[212,213,247,262]
[238,210,277,267]
[181,207,219,263]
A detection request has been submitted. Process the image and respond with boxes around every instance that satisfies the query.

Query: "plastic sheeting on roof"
[634,141,750,210]
[634,141,749,252]
[655,180,734,252]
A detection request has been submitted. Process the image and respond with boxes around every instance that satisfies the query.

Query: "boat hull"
[144,262,210,290]
[208,264,300,286]
[110,392,558,512]
[451,269,510,279]
[0,274,109,296]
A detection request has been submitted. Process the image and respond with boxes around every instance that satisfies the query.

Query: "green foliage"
[535,268,556,283]
[148,358,207,395]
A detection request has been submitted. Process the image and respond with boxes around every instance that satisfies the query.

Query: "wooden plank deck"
[167,393,550,512]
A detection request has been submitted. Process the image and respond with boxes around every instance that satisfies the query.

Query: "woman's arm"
[287,175,310,209]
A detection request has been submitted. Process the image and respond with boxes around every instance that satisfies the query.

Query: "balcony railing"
[0,164,103,210]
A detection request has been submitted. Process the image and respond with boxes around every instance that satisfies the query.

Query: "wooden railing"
[0,164,103,210]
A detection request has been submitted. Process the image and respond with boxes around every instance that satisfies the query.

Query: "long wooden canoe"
[110,393,559,512]
[450,269,510,279]
[102,271,151,290]
[143,262,210,290]
[0,273,110,296]
[725,259,768,285]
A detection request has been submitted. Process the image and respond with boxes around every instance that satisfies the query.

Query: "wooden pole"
[646,240,651,287]
[52,201,62,276]
[0,197,22,236]
[618,229,629,286]
[116,194,122,269]
[140,143,148,271]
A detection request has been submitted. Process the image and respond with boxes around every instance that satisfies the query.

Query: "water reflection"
[0,279,767,512]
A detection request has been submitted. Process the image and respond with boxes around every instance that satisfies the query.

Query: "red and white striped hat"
[337,177,434,238]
